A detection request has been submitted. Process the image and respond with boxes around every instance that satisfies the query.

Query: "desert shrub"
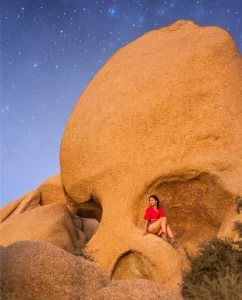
[235,196,242,214]
[72,239,94,261]
[182,238,242,300]
[234,221,242,238]
[233,195,242,239]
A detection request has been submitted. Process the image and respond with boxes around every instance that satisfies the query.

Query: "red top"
[144,206,166,221]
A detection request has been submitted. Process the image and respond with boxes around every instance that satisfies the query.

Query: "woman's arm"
[143,220,148,235]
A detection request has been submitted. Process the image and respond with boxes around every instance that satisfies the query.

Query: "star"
[108,8,116,15]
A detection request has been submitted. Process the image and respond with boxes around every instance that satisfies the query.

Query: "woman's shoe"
[169,238,179,249]
[161,232,169,242]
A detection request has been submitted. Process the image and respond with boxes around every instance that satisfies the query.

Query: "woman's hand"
[143,220,149,236]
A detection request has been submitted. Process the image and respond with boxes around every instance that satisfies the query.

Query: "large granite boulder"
[0,201,78,252]
[0,240,180,300]
[37,173,67,206]
[0,190,41,222]
[85,279,181,300]
[0,240,109,300]
[60,19,242,292]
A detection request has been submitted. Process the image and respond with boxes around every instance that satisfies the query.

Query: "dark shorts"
[147,220,156,229]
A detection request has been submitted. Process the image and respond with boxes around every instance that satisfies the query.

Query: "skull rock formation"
[60,20,242,291]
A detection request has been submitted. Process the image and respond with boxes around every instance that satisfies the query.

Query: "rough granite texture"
[0,241,180,300]
[0,203,78,252]
[37,173,68,206]
[60,20,242,291]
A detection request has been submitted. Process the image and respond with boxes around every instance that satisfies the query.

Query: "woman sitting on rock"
[143,195,178,248]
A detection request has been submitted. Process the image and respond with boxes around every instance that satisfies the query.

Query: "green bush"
[182,196,242,299]
[182,238,242,300]
[235,196,242,214]
[72,239,94,261]
[234,221,242,238]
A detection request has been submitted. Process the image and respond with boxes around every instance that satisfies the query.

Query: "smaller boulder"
[82,217,99,241]
[0,240,110,300]
[0,190,41,222]
[71,213,83,230]
[37,173,67,205]
[0,203,77,252]
[0,240,181,300]
[0,199,21,223]
[85,279,181,300]
[13,190,41,214]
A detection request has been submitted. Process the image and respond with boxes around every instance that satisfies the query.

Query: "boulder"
[85,279,181,300]
[82,217,99,241]
[0,203,78,252]
[37,173,67,206]
[13,190,41,214]
[0,198,21,223]
[0,240,109,300]
[71,213,83,230]
[60,19,242,292]
[0,240,180,300]
[0,190,41,222]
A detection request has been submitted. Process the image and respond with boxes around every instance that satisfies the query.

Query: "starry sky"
[1,0,242,208]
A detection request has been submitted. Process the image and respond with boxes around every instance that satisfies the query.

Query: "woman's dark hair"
[149,195,160,208]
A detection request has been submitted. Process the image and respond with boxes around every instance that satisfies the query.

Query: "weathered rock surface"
[0,240,109,300]
[37,173,67,206]
[0,188,100,253]
[0,198,21,223]
[85,279,181,300]
[60,19,242,291]
[217,209,242,241]
[0,203,78,252]
[0,190,41,222]
[0,240,180,300]
[82,217,99,241]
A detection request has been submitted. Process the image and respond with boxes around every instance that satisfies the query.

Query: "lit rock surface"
[60,20,242,292]
[37,173,67,206]
[0,240,180,300]
[0,240,109,300]
[0,203,78,252]
[0,190,40,222]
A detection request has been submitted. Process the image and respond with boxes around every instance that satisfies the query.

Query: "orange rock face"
[60,20,242,291]
[1,240,180,300]
[0,177,101,254]
[0,203,78,252]
[37,173,67,205]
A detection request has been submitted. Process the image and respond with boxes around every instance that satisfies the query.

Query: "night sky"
[1,0,242,208]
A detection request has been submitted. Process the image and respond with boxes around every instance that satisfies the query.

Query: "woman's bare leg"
[148,219,162,234]
[148,217,168,234]
[149,221,178,248]
[157,228,162,236]
[160,217,167,233]
[167,224,174,238]
[167,224,178,248]
[147,218,170,242]
[158,224,174,237]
